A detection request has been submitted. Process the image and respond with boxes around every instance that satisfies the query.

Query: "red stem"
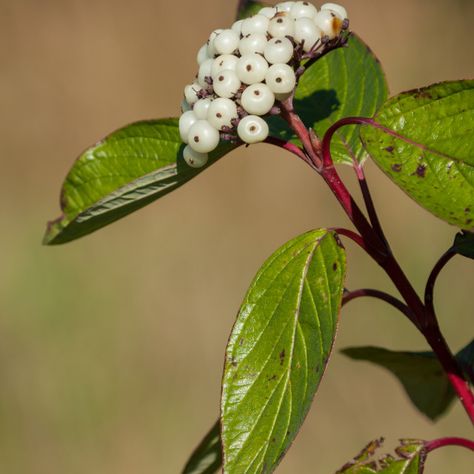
[280,111,474,424]
[342,288,415,322]
[424,249,456,318]
[425,437,474,453]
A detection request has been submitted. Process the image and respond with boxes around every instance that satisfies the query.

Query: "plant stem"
[281,111,474,424]
[425,437,474,453]
[342,288,415,322]
[424,249,456,319]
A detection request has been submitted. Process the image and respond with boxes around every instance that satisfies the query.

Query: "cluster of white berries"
[179,2,348,167]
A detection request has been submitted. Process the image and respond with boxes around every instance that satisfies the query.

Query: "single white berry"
[290,1,318,20]
[314,10,342,39]
[184,82,201,105]
[181,99,192,113]
[179,111,198,143]
[198,58,214,88]
[193,98,213,119]
[294,18,322,52]
[214,29,240,55]
[265,63,296,94]
[236,53,269,85]
[213,69,241,98]
[268,14,295,38]
[275,2,294,13]
[231,20,244,36]
[207,98,238,130]
[187,120,220,153]
[211,54,239,78]
[237,115,269,144]
[183,145,209,168]
[238,33,268,55]
[207,29,224,58]
[240,83,275,116]
[264,37,294,64]
[196,44,210,65]
[241,14,270,36]
[321,3,348,20]
[259,7,277,18]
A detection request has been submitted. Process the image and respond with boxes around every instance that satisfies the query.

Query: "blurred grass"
[0,0,473,472]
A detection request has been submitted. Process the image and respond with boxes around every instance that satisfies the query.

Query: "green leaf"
[269,34,388,165]
[336,438,427,474]
[43,119,235,245]
[237,1,266,20]
[360,80,474,230]
[342,341,474,421]
[221,229,346,473]
[341,346,454,421]
[453,231,474,259]
[182,421,222,474]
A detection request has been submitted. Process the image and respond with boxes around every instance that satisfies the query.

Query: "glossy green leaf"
[237,0,266,20]
[221,229,346,473]
[44,119,235,245]
[360,80,474,230]
[269,34,388,165]
[453,231,474,260]
[337,438,427,474]
[182,421,222,474]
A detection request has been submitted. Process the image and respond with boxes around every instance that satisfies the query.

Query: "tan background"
[1,0,473,472]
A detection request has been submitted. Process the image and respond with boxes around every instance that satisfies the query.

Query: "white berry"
[207,98,238,130]
[241,14,270,36]
[239,33,268,55]
[187,120,220,153]
[181,99,192,113]
[265,63,296,94]
[198,58,214,88]
[314,10,342,39]
[214,29,240,55]
[259,7,277,18]
[240,83,275,116]
[275,2,294,13]
[236,53,269,85]
[268,14,295,38]
[211,54,239,78]
[183,145,209,168]
[193,98,212,119]
[237,115,269,144]
[196,44,210,65]
[290,1,318,20]
[179,111,198,143]
[207,29,224,58]
[321,3,348,20]
[184,82,201,105]
[231,20,244,36]
[213,69,241,98]
[264,37,294,64]
[294,18,322,52]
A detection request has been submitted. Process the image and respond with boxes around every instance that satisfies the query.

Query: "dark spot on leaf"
[268,374,277,381]
[415,164,427,178]
[333,262,338,271]
[271,437,276,443]
[467,219,473,225]
[286,430,291,437]
[239,338,244,346]
[391,163,402,172]
[279,349,285,365]
[414,90,432,99]
[465,208,471,214]
[385,146,394,153]
[334,234,344,248]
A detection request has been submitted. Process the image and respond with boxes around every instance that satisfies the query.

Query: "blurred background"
[1,0,473,472]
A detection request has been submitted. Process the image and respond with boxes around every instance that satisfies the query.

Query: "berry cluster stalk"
[278,102,474,425]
